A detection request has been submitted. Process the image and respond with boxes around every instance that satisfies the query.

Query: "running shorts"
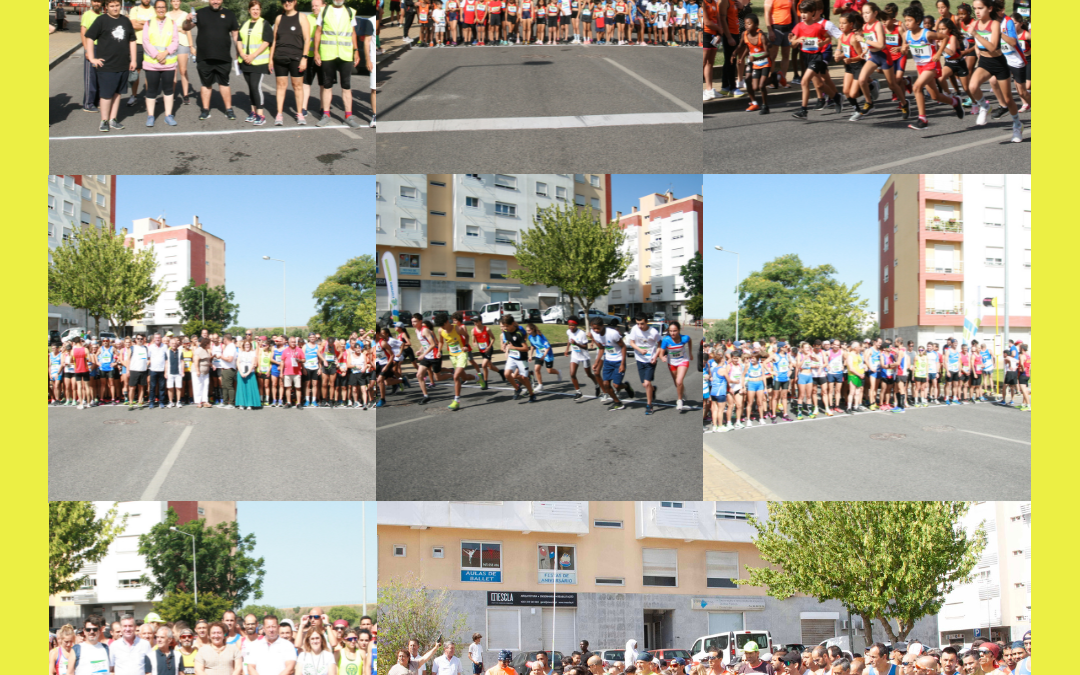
[797,373,813,385]
[1018,374,1030,385]
[601,360,625,385]
[826,373,844,383]
[747,381,764,392]
[335,373,349,387]
[895,374,908,383]
[916,61,942,77]
[751,66,772,80]
[420,357,443,373]
[976,53,1010,80]
[197,58,231,87]
[805,53,828,74]
[944,57,968,77]
[773,378,789,390]
[947,371,960,383]
[128,370,148,387]
[505,358,529,378]
[913,376,926,383]
[847,373,863,388]
[1009,63,1027,83]
[349,371,368,386]
[867,50,890,68]
[474,347,494,360]
[303,367,321,382]
[135,43,145,70]
[928,372,938,380]
[450,352,469,369]
[844,60,863,76]
[97,70,130,98]
[320,58,354,89]
[74,372,90,382]
[770,22,793,47]
[1004,371,1018,385]
[812,376,827,386]
[274,56,304,78]
[323,364,337,375]
[636,360,656,382]
[711,394,727,403]
[304,61,320,85]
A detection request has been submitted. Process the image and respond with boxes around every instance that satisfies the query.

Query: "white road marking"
[375,111,701,133]
[704,403,1025,432]
[601,57,699,113]
[139,425,194,500]
[457,382,695,409]
[376,415,441,430]
[849,129,1029,173]
[50,125,365,141]
[701,442,782,499]
[956,428,1031,446]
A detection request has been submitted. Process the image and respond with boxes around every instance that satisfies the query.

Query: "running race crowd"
[373,312,694,414]
[702,335,1031,432]
[393,634,1030,675]
[76,0,377,131]
[49,609,377,675]
[388,0,703,46]
[702,0,1030,138]
[48,328,400,410]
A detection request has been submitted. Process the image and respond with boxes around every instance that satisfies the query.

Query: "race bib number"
[1018,39,1026,51]
[885,33,899,46]
[571,343,582,353]
[306,356,318,368]
[449,342,461,354]
[842,43,851,57]
[753,56,769,67]
[801,36,818,50]
[1018,6,1029,16]
[604,345,617,356]
[911,44,931,61]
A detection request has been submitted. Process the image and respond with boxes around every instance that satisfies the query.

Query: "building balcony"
[925,262,963,274]
[926,305,964,316]
[925,218,963,233]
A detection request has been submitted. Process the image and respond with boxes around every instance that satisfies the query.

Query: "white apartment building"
[48,175,116,333]
[936,501,1031,648]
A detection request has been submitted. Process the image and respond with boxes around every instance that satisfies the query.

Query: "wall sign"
[487,592,578,607]
[690,597,766,611]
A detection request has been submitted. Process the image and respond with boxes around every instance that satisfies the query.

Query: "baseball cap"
[673,658,686,666]
[906,644,925,657]
[1010,641,1024,649]
[978,643,1001,658]
[499,650,514,662]
[334,620,349,628]
[280,619,295,629]
[742,642,759,653]
[144,612,163,623]
[1023,631,1031,640]
[165,331,174,337]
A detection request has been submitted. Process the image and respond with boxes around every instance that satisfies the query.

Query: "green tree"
[738,502,986,644]
[511,204,630,319]
[309,255,377,336]
[156,592,234,627]
[176,281,240,327]
[795,282,870,342]
[50,501,128,595]
[860,320,881,342]
[679,252,703,319]
[138,508,266,608]
[377,574,468,675]
[182,319,224,338]
[224,0,283,22]
[226,326,247,336]
[49,224,165,336]
[731,254,843,339]
[239,604,283,623]
[328,606,361,625]
[705,318,734,343]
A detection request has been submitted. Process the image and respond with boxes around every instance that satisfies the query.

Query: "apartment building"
[48,175,117,332]
[937,501,1031,647]
[378,502,937,658]
[375,174,610,316]
[610,191,703,322]
[878,174,1032,348]
[123,216,227,335]
[50,501,236,630]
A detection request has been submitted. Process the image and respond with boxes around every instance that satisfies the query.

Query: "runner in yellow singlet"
[436,311,478,411]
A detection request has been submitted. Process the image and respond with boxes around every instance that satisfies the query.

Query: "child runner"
[525,323,561,391]
[564,319,600,400]
[851,1,909,120]
[628,314,661,415]
[659,321,691,410]
[789,0,841,119]
[589,317,630,410]
[500,315,537,402]
[471,317,501,388]
[967,0,1022,141]
[901,5,965,128]
[739,13,772,112]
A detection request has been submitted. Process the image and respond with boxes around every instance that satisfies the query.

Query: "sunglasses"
[346,637,360,643]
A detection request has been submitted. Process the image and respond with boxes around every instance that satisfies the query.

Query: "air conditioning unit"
[841,620,849,630]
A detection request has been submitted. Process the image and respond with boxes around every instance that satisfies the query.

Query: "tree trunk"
[861,613,876,647]
[875,614,898,643]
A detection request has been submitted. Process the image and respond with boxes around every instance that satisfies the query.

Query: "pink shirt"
[142,17,179,70]
[282,346,304,376]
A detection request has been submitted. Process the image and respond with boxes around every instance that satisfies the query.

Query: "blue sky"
[610,174,703,219]
[115,176,375,327]
[237,501,377,609]
[703,174,887,320]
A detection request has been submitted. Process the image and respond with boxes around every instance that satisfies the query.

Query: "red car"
[647,650,693,665]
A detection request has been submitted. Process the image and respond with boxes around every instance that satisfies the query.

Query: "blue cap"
[499,651,513,662]
[1023,631,1031,640]
[673,658,687,666]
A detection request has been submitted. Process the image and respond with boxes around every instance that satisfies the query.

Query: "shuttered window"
[643,548,677,587]
[487,608,521,651]
[706,551,738,588]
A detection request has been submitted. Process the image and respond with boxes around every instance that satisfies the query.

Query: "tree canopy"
[309,255,377,336]
[138,508,265,609]
[50,501,128,595]
[238,604,284,623]
[176,282,240,328]
[680,252,703,318]
[738,501,985,644]
[155,592,235,628]
[377,575,468,675]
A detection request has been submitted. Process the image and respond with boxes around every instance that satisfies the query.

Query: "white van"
[480,301,526,325]
[690,630,773,666]
[60,327,87,343]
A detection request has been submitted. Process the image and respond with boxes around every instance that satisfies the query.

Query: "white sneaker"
[676,399,684,410]
[1011,119,1023,143]
[177,402,183,408]
[77,402,84,410]
[702,88,717,101]
[975,99,990,125]
[1019,102,1030,113]
[535,383,543,393]
[600,394,612,403]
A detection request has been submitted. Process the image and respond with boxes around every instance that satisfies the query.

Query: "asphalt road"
[376,326,704,499]
[703,400,1031,500]
[48,404,375,500]
[376,45,702,172]
[49,28,375,174]
[704,88,1031,174]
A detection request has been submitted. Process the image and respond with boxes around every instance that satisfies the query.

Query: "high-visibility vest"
[307,11,319,56]
[146,17,178,66]
[318,4,356,60]
[239,17,270,65]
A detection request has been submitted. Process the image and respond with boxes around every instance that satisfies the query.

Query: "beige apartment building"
[378,501,937,658]
[375,174,609,316]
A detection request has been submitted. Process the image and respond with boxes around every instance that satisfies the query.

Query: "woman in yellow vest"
[141,0,179,126]
[236,0,274,124]
[313,0,362,127]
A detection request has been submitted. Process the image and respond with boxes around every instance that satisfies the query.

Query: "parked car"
[652,312,666,322]
[576,308,621,327]
[646,649,692,664]
[690,630,773,667]
[597,649,629,668]
[525,308,543,323]
[778,644,806,656]
[479,301,527,325]
[541,306,567,324]
[98,331,118,341]
[510,651,564,675]
[49,330,61,344]
[459,309,481,323]
[421,310,451,324]
[377,310,415,327]
[60,327,86,344]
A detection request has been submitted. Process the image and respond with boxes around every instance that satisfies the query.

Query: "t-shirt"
[74,643,112,675]
[592,327,625,363]
[81,9,101,43]
[735,662,774,674]
[501,326,528,361]
[791,20,830,53]
[219,343,238,370]
[148,342,168,371]
[433,655,463,675]
[85,14,137,72]
[297,650,337,675]
[193,643,241,675]
[194,5,241,61]
[110,637,153,675]
[282,346,303,376]
[468,644,483,664]
[178,650,198,675]
[128,2,157,42]
[246,637,298,675]
[628,325,660,361]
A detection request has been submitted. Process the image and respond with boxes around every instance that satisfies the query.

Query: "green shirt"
[81,9,101,43]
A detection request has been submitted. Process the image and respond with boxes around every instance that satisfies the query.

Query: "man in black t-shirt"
[85,0,136,132]
[194,0,240,120]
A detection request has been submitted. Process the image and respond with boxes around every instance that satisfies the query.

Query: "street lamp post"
[262,257,287,336]
[169,527,198,609]
[714,246,740,342]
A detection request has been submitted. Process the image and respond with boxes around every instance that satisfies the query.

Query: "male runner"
[564,319,600,401]
[589,317,628,411]
[628,313,660,414]
[499,315,537,403]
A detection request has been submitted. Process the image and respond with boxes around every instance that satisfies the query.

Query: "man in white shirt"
[433,642,463,675]
[409,638,442,675]
[246,615,297,675]
[73,614,115,675]
[240,613,260,672]
[110,615,153,675]
[628,314,660,413]
[147,332,169,408]
[218,333,238,409]
[126,334,151,409]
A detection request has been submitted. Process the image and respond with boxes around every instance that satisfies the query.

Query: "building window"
[64,176,75,189]
[81,187,91,200]
[393,545,407,557]
[1024,249,1031,267]
[98,175,107,184]
[985,246,1004,266]
[118,578,142,589]
[672,248,684,258]
[495,202,517,218]
[431,241,447,246]
[49,175,57,183]
[595,577,625,586]
[431,210,447,217]
[661,502,683,508]
[490,259,508,279]
[430,180,447,187]
[884,266,889,283]
[494,174,517,190]
[591,197,600,209]
[466,196,480,209]
[96,194,106,207]
[895,258,898,267]
[400,185,418,200]
[466,174,481,181]
[643,548,678,587]
[671,229,683,240]
[461,541,502,579]
[884,234,889,252]
[984,207,1004,227]
[375,181,381,197]
[575,194,585,206]
[457,257,476,278]
[573,174,585,183]
[536,182,549,197]
[97,218,105,227]
[593,519,623,528]
[706,551,739,589]
[590,175,600,187]
[432,547,445,558]
[494,229,516,245]
[63,201,75,216]
[400,217,418,230]
[556,186,567,201]
[400,254,421,275]
[884,203,889,221]
[894,293,898,302]
[537,544,576,579]
[466,225,480,238]
[611,290,622,299]
[885,298,889,314]
[48,195,56,210]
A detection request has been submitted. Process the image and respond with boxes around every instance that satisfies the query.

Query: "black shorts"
[895,374,908,383]
[320,57,354,89]
[532,356,555,367]
[197,59,231,87]
[913,376,926,383]
[106,369,121,379]
[805,53,829,74]
[349,371,369,386]
[812,376,827,386]
[474,347,494,360]
[547,16,557,26]
[750,66,771,80]
[211,367,221,378]
[773,379,789,391]
[1004,371,1018,385]
[128,370,148,387]
[303,58,320,85]
[844,61,863,76]
[489,14,502,23]
[390,0,401,9]
[947,371,960,383]
[419,358,443,373]
[274,56,304,78]
[303,368,322,382]
[323,364,337,375]
[335,373,349,387]
[560,14,569,24]
[976,53,1011,80]
[570,10,578,18]
[1009,62,1027,83]
[96,70,131,98]
[944,57,968,77]
[1018,374,1030,385]
[73,372,90,382]
[473,663,484,675]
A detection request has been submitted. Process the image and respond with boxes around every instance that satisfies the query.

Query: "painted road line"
[458,382,696,409]
[601,57,699,113]
[375,415,441,430]
[376,111,701,133]
[956,428,1031,446]
[139,425,194,500]
[50,125,366,141]
[702,442,781,499]
[850,129,1029,173]
[704,403,979,431]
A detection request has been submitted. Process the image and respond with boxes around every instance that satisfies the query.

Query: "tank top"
[73,346,89,373]
[417,330,435,359]
[974,18,997,51]
[258,350,272,374]
[914,355,927,378]
[747,363,763,381]
[440,327,464,355]
[862,20,882,51]
[746,31,769,68]
[276,12,306,58]
[770,0,791,25]
[776,355,790,381]
[906,28,936,65]
[709,362,727,396]
[182,348,194,372]
[304,343,320,369]
[946,349,960,372]
[51,352,63,378]
[727,364,743,391]
[339,651,364,675]
[349,350,365,372]
[827,350,844,374]
[99,346,114,371]
[375,339,389,365]
[324,344,337,364]
[840,30,862,59]
[473,327,493,351]
[883,22,901,59]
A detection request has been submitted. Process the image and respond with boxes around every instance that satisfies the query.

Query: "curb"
[51,41,83,70]
[705,66,849,112]
[376,41,412,70]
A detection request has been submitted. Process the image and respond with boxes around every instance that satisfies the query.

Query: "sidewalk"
[376,14,411,68]
[50,20,84,68]
[704,62,849,112]
[702,446,776,500]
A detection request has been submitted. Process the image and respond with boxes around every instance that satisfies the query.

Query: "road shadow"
[50,93,81,125]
